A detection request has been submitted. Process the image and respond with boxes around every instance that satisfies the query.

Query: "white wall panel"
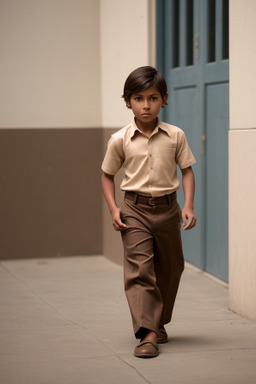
[230,0,256,130]
[229,0,256,321]
[0,0,101,128]
[100,0,155,128]
[229,130,256,320]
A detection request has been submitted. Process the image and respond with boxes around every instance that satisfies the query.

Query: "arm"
[101,172,127,231]
[181,166,197,230]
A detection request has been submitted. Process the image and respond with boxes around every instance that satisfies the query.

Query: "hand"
[182,207,197,230]
[111,207,127,231]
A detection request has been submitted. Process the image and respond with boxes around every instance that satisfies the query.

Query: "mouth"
[141,113,151,117]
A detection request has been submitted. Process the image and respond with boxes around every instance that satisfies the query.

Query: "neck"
[135,118,158,136]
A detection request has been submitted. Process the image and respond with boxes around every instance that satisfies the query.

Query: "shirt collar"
[130,118,171,139]
[130,118,138,138]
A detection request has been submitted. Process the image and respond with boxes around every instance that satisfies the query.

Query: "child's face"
[126,86,168,126]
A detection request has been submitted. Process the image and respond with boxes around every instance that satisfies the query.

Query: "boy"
[101,66,196,358]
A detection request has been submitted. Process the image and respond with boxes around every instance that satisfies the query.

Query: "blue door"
[157,0,229,281]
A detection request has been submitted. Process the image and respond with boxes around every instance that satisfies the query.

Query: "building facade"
[0,0,255,321]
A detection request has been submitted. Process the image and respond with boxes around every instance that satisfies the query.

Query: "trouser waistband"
[124,191,176,206]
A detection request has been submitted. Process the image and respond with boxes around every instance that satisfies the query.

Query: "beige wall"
[100,0,155,128]
[0,1,103,260]
[229,0,256,130]
[0,0,101,128]
[229,0,256,320]
[101,0,156,264]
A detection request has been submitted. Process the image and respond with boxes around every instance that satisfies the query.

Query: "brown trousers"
[120,191,184,339]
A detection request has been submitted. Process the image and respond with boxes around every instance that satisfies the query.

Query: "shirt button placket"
[148,139,153,194]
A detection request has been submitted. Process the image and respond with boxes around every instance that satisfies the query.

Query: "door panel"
[205,83,229,280]
[171,87,203,268]
[157,0,229,281]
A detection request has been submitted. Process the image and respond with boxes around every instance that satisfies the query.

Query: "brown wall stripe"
[0,128,102,260]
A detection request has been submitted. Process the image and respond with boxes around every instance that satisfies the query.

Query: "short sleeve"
[175,131,196,169]
[101,136,125,175]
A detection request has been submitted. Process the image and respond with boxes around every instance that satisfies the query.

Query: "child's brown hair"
[122,66,168,103]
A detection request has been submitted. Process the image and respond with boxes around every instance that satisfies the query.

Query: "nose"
[143,100,150,110]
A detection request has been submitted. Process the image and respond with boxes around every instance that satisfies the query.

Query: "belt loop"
[167,194,171,206]
[134,193,138,205]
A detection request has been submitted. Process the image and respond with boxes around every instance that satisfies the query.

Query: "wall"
[0,0,101,128]
[100,0,156,264]
[100,0,155,128]
[0,0,156,261]
[229,0,256,320]
[0,0,102,259]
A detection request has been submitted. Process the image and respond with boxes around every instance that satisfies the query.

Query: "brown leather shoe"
[134,339,159,358]
[157,325,168,344]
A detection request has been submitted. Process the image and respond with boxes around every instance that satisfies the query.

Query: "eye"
[134,96,142,101]
[151,96,158,101]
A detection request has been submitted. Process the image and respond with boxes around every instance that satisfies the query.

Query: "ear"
[126,100,131,109]
[162,94,168,108]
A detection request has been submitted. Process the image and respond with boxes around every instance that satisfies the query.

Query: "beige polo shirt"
[101,118,196,197]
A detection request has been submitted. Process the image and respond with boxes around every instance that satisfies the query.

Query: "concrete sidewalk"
[0,256,256,384]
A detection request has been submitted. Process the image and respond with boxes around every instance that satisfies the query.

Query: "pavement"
[0,255,256,384]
